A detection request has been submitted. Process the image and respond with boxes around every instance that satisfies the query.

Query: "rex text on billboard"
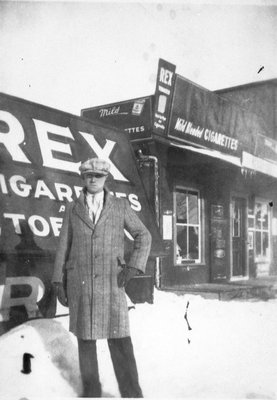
[153,59,176,135]
[0,93,163,331]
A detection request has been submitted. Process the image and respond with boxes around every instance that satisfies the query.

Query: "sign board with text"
[167,75,259,156]
[153,59,176,135]
[81,96,153,142]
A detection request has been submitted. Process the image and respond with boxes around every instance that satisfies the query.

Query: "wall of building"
[216,81,277,140]
[135,140,277,288]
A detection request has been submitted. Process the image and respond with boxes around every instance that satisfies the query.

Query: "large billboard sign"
[0,93,164,334]
[81,96,153,142]
[167,75,260,156]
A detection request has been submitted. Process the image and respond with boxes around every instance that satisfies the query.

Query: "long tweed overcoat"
[52,187,151,340]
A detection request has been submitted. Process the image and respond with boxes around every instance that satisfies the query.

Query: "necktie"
[86,191,104,224]
[86,195,95,221]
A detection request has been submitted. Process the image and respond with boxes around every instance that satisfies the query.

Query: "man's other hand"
[52,282,68,307]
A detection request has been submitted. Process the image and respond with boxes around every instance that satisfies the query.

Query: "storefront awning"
[170,142,277,179]
[242,151,277,179]
[169,142,242,167]
[170,142,277,180]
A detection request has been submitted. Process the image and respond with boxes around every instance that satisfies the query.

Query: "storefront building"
[82,60,277,290]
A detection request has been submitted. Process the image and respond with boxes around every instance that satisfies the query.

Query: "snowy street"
[0,290,277,399]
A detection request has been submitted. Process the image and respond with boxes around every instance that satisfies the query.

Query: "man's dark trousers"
[78,336,143,398]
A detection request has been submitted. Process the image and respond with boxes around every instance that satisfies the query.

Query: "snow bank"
[0,318,79,398]
[0,290,276,399]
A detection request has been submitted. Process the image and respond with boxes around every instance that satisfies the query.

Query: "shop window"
[175,188,201,264]
[254,201,270,261]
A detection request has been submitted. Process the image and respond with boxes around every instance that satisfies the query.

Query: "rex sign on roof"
[153,59,176,135]
[0,93,163,333]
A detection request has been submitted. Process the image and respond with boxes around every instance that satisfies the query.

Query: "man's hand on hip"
[117,266,138,288]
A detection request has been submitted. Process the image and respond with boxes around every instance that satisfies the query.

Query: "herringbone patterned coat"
[52,188,151,340]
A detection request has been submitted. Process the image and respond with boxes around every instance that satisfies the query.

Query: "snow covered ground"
[0,289,277,399]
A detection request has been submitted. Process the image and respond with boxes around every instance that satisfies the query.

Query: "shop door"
[231,197,247,278]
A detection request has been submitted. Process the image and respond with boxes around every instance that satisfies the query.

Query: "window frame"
[254,197,272,263]
[173,185,203,265]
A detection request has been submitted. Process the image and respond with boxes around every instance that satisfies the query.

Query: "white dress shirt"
[86,190,104,224]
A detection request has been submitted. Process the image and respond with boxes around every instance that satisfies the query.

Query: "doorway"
[231,196,248,279]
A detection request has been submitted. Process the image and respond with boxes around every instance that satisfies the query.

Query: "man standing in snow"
[52,158,151,398]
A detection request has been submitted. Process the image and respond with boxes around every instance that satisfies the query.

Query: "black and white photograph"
[0,1,277,398]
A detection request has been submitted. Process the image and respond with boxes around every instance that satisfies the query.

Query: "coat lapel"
[73,187,114,231]
[73,191,95,231]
